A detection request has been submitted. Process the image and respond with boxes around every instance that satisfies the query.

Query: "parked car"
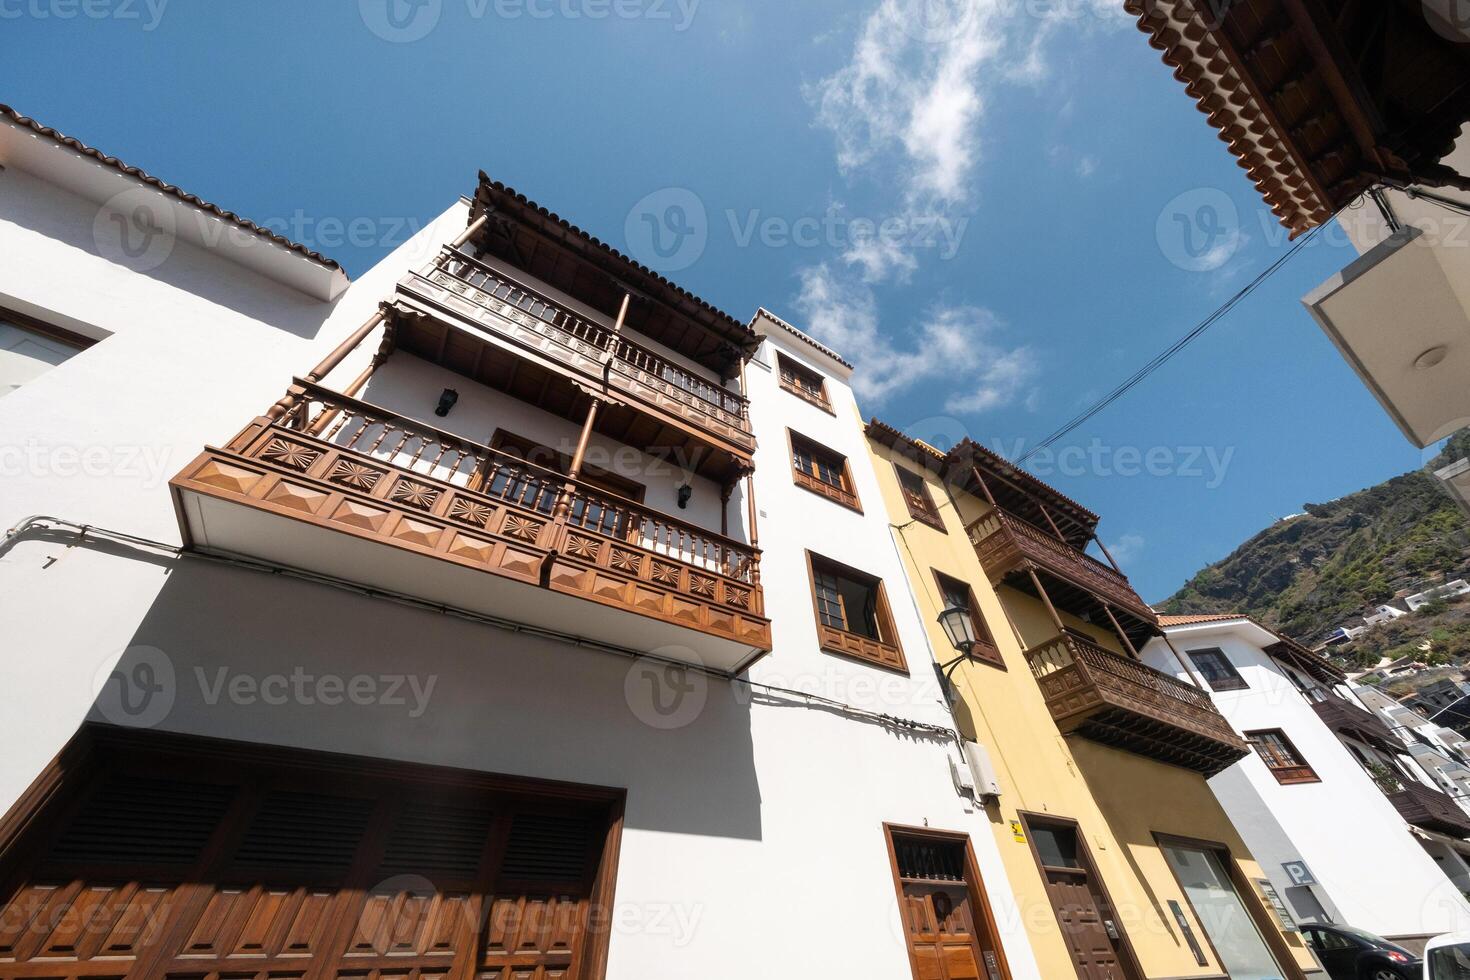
[1300,923,1422,980]
[1425,932,1470,978]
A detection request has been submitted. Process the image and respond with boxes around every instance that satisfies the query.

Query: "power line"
[1014,221,1329,465]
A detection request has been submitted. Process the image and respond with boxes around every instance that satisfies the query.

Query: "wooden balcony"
[1384,780,1470,838]
[170,381,771,674]
[1025,633,1248,776]
[966,511,1155,625]
[1311,694,1401,752]
[398,247,754,457]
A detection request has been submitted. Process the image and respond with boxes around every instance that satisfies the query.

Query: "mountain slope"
[1160,432,1470,649]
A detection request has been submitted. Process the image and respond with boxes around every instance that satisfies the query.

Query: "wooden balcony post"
[1100,603,1140,658]
[567,396,602,482]
[307,308,387,384]
[1092,532,1127,577]
[742,462,759,549]
[720,481,733,537]
[307,324,398,436]
[1160,631,1212,691]
[1035,501,1067,541]
[969,465,1001,508]
[449,213,488,251]
[1026,568,1067,637]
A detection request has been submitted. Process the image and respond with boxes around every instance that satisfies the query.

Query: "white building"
[1408,581,1470,612]
[0,107,1045,980]
[1142,614,1470,944]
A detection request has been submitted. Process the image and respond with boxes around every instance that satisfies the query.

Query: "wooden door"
[889,830,1010,980]
[1024,819,1136,980]
[0,731,618,980]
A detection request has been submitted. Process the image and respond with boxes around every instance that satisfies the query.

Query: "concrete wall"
[1144,623,1470,940]
[0,167,1044,979]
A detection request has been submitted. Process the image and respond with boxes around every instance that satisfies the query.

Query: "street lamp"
[937,605,976,655]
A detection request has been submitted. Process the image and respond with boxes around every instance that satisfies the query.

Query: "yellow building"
[865,421,1322,980]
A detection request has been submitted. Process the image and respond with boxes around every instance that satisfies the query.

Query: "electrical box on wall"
[952,740,1001,800]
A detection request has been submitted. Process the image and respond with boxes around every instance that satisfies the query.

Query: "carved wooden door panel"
[890,832,1009,980]
[0,734,616,980]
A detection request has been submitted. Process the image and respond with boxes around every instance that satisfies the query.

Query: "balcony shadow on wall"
[105,555,764,840]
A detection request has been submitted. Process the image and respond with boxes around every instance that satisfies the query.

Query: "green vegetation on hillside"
[1160,432,1470,650]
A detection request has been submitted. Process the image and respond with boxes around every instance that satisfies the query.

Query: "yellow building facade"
[865,421,1322,980]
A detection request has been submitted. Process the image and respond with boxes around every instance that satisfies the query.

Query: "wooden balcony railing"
[399,248,754,452]
[1311,695,1401,751]
[1384,780,1470,837]
[966,511,1155,623]
[1026,633,1248,776]
[173,380,770,652]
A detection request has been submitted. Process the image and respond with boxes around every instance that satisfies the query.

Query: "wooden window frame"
[894,463,946,531]
[930,570,1004,669]
[0,304,97,352]
[788,429,862,513]
[806,550,907,673]
[1187,647,1249,692]
[775,352,833,412]
[1244,729,1320,785]
[882,822,1014,980]
[1153,831,1310,980]
[0,724,627,980]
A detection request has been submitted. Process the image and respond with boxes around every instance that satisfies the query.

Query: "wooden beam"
[306,309,385,384]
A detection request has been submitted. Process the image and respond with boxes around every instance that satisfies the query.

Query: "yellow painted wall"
[866,438,1320,980]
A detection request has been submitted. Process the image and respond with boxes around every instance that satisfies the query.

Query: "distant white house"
[1146,615,1470,944]
[1364,602,1411,627]
[1408,580,1470,612]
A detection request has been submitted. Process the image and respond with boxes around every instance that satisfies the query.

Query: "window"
[932,571,1003,668]
[1245,729,1319,784]
[1188,648,1248,692]
[895,464,945,530]
[789,431,861,511]
[0,308,94,398]
[808,552,906,671]
[776,353,832,411]
[1303,928,1355,952]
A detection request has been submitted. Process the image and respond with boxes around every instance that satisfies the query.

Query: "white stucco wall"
[0,164,1042,979]
[1145,623,1470,939]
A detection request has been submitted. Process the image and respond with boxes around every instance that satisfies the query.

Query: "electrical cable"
[1014,221,1329,465]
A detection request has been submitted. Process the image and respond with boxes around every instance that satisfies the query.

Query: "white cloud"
[1075,154,1099,178]
[1107,532,1145,565]
[793,264,1037,412]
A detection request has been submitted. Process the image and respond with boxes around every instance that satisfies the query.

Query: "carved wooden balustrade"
[1384,780,1470,838]
[1025,633,1248,776]
[966,511,1155,623]
[171,381,770,652]
[399,247,754,453]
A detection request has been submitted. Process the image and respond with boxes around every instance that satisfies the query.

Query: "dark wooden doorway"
[0,726,624,980]
[885,825,1011,980]
[1020,814,1139,980]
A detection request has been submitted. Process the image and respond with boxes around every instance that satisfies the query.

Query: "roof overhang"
[1160,615,1346,683]
[0,106,348,302]
[1303,225,1470,448]
[1125,0,1470,235]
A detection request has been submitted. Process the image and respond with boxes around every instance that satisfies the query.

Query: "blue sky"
[3,0,1435,602]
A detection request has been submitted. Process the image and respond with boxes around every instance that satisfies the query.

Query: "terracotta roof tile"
[1158,613,1248,626]
[0,104,342,271]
